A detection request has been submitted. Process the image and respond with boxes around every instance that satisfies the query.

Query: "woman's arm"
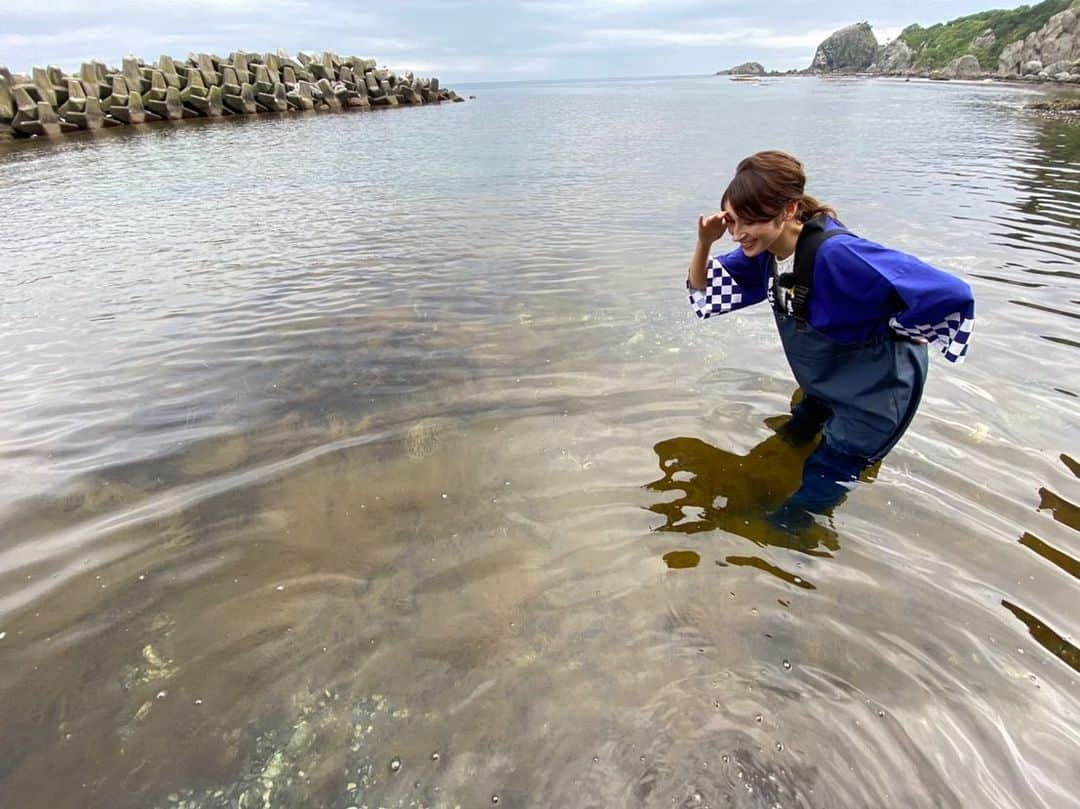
[688,212,731,290]
[818,238,976,362]
[686,251,771,322]
[888,264,975,363]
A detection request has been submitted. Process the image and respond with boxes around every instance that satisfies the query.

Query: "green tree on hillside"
[899,0,1073,68]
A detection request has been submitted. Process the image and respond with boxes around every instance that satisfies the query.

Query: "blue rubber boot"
[770,442,870,531]
[780,395,833,445]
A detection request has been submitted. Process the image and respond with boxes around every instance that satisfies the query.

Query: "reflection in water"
[1002,600,1080,673]
[645,417,841,564]
[1006,447,1080,675]
[723,555,817,590]
[1061,453,1080,478]
[1019,532,1080,580]
[980,111,1080,407]
[998,116,1080,267]
[661,550,700,569]
[1037,486,1080,531]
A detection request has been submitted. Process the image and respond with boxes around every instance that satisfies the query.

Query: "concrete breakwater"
[0,50,463,142]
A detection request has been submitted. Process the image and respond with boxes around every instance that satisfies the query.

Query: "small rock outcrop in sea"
[716,62,766,76]
[998,3,1080,79]
[0,49,464,142]
[1028,94,1080,112]
[808,22,879,72]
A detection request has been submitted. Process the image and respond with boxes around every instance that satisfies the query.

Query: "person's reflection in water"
[646,408,877,557]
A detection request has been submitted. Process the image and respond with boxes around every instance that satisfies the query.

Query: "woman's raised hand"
[698,212,730,244]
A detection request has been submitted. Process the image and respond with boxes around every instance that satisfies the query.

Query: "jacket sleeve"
[817,238,975,363]
[882,253,975,364]
[687,248,769,320]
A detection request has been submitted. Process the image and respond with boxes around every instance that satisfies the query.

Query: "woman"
[687,151,975,527]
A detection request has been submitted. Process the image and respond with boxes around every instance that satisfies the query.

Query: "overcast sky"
[1,0,1032,83]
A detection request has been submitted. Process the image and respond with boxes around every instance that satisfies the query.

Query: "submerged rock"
[1028,95,1080,113]
[405,418,453,460]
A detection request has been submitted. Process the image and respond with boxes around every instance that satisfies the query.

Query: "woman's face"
[721,201,785,258]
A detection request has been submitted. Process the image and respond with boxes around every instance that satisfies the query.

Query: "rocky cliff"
[808,23,879,72]
[896,0,1072,69]
[874,38,916,72]
[806,0,1079,83]
[998,2,1080,78]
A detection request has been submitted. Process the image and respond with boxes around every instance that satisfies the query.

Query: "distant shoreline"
[717,71,1080,88]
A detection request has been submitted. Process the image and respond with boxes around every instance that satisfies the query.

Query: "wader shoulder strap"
[777,215,853,325]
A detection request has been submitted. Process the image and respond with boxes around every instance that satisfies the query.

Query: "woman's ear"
[786,200,800,222]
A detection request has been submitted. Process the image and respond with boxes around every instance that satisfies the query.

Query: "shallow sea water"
[0,76,1077,808]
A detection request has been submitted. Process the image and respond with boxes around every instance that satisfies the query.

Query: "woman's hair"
[721,150,838,224]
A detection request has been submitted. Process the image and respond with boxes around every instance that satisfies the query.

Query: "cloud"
[518,0,724,16]
[384,56,495,75]
[2,0,311,11]
[0,0,1001,81]
[507,57,554,74]
[875,25,905,44]
[0,26,125,50]
[525,24,841,55]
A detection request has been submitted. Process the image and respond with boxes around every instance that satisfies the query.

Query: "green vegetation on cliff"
[899,0,1072,68]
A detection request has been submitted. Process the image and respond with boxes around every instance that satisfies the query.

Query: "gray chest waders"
[773,217,929,465]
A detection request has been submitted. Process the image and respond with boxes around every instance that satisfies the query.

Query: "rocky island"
[715,62,766,76]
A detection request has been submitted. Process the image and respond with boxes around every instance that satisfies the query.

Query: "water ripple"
[0,76,1077,809]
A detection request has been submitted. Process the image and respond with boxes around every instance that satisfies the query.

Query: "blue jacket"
[688,219,975,363]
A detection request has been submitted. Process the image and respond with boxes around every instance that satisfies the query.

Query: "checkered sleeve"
[889,309,975,363]
[687,252,769,320]
[884,255,976,364]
